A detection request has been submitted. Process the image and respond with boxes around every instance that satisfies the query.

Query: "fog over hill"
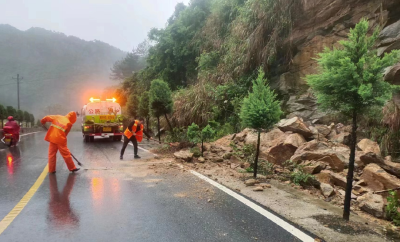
[0,24,126,117]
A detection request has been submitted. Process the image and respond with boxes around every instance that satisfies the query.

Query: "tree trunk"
[253,130,261,178]
[157,116,161,144]
[201,140,204,157]
[343,110,357,221]
[164,113,173,132]
[146,117,150,133]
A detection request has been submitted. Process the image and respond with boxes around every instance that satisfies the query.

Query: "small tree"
[306,19,400,221]
[149,79,173,142]
[187,123,216,156]
[126,93,138,118]
[138,91,151,132]
[240,69,282,178]
[29,114,35,127]
[0,104,6,128]
[6,106,16,118]
[23,111,30,122]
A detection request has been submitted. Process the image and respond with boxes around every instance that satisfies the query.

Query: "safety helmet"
[7,116,14,121]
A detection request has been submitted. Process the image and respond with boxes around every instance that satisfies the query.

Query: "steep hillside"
[0,25,126,116]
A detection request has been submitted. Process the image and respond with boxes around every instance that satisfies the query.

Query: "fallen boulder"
[360,153,400,178]
[357,139,381,156]
[290,140,348,172]
[283,133,306,148]
[330,132,351,145]
[361,163,400,192]
[357,193,385,218]
[315,170,331,184]
[320,183,335,197]
[174,150,194,162]
[314,124,332,137]
[245,179,258,186]
[330,172,347,189]
[277,117,313,138]
[302,161,326,174]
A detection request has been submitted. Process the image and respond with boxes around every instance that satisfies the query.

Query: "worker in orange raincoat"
[120,117,151,160]
[41,112,80,173]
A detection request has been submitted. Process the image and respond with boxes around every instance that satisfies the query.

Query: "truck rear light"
[84,126,91,129]
[119,125,123,129]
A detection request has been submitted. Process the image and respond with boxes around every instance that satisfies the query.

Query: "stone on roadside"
[283,133,306,148]
[290,140,348,172]
[259,183,272,188]
[330,172,347,189]
[320,183,334,197]
[360,153,400,178]
[315,170,331,184]
[198,157,205,163]
[253,186,264,192]
[330,132,351,145]
[303,161,326,174]
[245,179,258,186]
[277,117,313,138]
[174,150,194,162]
[357,139,381,156]
[357,193,385,218]
[361,163,400,192]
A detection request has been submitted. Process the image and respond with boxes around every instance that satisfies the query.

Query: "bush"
[386,191,400,226]
[290,166,316,187]
[190,147,202,158]
[165,127,189,143]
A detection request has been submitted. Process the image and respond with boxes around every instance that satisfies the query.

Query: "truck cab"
[81,98,124,142]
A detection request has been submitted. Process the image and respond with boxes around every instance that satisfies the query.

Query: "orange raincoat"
[41,112,77,172]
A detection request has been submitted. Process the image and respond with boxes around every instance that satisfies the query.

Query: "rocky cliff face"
[277,0,400,121]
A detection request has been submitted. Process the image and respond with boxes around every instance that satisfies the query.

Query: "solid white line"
[189,170,315,242]
[20,131,41,137]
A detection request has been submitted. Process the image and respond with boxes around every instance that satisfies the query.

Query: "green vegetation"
[240,69,282,178]
[385,191,400,226]
[306,19,400,221]
[187,123,216,156]
[0,103,35,127]
[149,79,173,134]
[290,167,316,187]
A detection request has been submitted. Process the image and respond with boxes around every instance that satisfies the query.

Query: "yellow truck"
[81,98,123,142]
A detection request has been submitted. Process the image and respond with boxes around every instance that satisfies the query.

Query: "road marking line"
[0,164,49,235]
[189,169,315,242]
[20,131,41,137]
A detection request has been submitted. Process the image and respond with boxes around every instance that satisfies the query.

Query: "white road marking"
[132,145,315,241]
[20,131,41,137]
[177,163,315,242]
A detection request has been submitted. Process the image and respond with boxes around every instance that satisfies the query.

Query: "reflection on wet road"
[0,132,301,242]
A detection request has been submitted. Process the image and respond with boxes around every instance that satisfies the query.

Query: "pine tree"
[187,123,216,156]
[306,19,400,221]
[149,79,174,141]
[240,69,282,178]
[138,91,151,132]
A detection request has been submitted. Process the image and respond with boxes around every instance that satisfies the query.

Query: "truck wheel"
[84,135,90,142]
[90,136,95,142]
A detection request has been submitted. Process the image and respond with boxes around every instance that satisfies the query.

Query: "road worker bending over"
[120,117,151,160]
[41,112,80,173]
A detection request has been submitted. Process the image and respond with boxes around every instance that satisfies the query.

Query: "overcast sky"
[0,0,190,51]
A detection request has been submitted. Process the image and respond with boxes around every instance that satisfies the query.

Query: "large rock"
[277,117,313,138]
[302,161,326,174]
[357,193,385,218]
[330,172,347,189]
[330,132,351,145]
[315,170,331,183]
[357,139,381,156]
[284,133,306,148]
[360,153,400,178]
[320,183,335,197]
[244,128,286,148]
[174,150,194,162]
[314,124,332,137]
[260,133,306,166]
[361,163,400,192]
[378,20,400,56]
[284,93,327,121]
[290,140,348,172]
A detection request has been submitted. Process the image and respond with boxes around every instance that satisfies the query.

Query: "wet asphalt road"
[0,132,302,242]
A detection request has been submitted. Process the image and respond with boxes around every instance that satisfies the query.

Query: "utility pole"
[12,74,23,110]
